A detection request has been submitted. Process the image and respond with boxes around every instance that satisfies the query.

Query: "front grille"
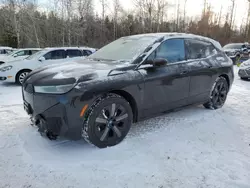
[24,84,34,93]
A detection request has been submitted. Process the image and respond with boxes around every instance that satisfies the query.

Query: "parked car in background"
[0,48,41,66]
[223,43,248,64]
[0,47,95,84]
[79,46,97,56]
[21,33,234,148]
[238,59,250,80]
[0,47,13,56]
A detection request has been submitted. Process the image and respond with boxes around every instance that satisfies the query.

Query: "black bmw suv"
[22,33,234,148]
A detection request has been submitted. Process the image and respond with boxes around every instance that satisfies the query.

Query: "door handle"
[180,71,188,75]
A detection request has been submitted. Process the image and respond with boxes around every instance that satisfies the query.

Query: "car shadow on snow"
[0,82,20,87]
[18,104,213,163]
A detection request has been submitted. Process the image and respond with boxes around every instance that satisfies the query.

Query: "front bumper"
[22,84,96,140]
[0,71,15,82]
[238,68,250,78]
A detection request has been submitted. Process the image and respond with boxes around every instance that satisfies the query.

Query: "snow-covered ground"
[0,67,250,188]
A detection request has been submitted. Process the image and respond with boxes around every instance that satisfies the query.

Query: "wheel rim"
[212,81,228,106]
[19,72,29,84]
[94,103,129,142]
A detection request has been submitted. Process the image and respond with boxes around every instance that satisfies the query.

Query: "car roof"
[122,32,222,50]
[44,47,87,50]
[0,46,12,49]
[16,48,42,51]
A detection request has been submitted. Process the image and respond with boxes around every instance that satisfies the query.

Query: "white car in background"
[238,59,250,80]
[0,48,41,66]
[0,47,13,56]
[0,47,96,84]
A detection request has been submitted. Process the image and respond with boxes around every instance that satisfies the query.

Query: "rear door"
[66,49,83,58]
[139,38,191,117]
[185,39,219,104]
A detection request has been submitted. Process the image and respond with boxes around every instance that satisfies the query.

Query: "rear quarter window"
[185,39,218,59]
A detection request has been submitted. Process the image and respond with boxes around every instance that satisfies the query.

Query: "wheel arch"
[219,74,230,87]
[15,69,32,82]
[110,90,139,123]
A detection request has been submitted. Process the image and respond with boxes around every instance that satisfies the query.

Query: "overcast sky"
[38,0,249,28]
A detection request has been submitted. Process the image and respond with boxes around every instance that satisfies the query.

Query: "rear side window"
[185,39,217,59]
[44,50,66,60]
[154,39,185,63]
[31,50,39,55]
[66,49,82,58]
[82,50,92,56]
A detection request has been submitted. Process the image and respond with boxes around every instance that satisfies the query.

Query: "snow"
[0,66,250,188]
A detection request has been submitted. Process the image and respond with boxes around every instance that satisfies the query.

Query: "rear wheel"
[82,93,133,148]
[203,77,229,110]
[16,70,31,85]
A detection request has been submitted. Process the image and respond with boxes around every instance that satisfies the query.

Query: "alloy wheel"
[94,103,129,142]
[19,72,29,84]
[212,81,227,106]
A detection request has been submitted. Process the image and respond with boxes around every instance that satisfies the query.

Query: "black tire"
[82,93,133,148]
[203,77,229,110]
[16,70,31,85]
[240,77,248,80]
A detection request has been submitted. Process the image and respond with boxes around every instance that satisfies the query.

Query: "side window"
[82,50,92,56]
[24,50,31,55]
[15,50,25,56]
[31,50,39,55]
[44,50,66,60]
[155,39,185,63]
[66,49,82,58]
[185,39,217,60]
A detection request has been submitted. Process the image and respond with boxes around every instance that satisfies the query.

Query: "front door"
[42,49,66,66]
[138,38,191,118]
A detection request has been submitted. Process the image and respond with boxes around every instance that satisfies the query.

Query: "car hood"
[223,49,239,52]
[24,59,136,86]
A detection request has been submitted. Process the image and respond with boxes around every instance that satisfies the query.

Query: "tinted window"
[154,39,185,63]
[185,39,217,59]
[0,49,7,54]
[31,50,39,55]
[82,50,92,56]
[66,49,82,58]
[44,50,66,60]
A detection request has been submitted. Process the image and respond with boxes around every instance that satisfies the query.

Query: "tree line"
[0,0,249,49]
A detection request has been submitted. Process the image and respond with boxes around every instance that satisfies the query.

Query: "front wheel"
[203,77,229,110]
[16,70,31,85]
[82,93,133,148]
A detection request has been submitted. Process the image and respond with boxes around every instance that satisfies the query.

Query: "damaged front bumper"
[22,83,95,141]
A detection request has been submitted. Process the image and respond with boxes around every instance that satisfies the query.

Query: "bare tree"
[113,0,121,39]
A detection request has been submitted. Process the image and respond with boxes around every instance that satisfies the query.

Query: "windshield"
[26,50,45,60]
[87,35,160,62]
[223,43,243,49]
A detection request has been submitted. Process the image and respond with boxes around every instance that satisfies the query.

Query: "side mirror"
[38,56,45,62]
[145,58,168,67]
[13,54,18,57]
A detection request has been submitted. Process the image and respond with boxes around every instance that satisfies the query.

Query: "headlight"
[240,61,250,67]
[34,84,75,94]
[0,66,12,72]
